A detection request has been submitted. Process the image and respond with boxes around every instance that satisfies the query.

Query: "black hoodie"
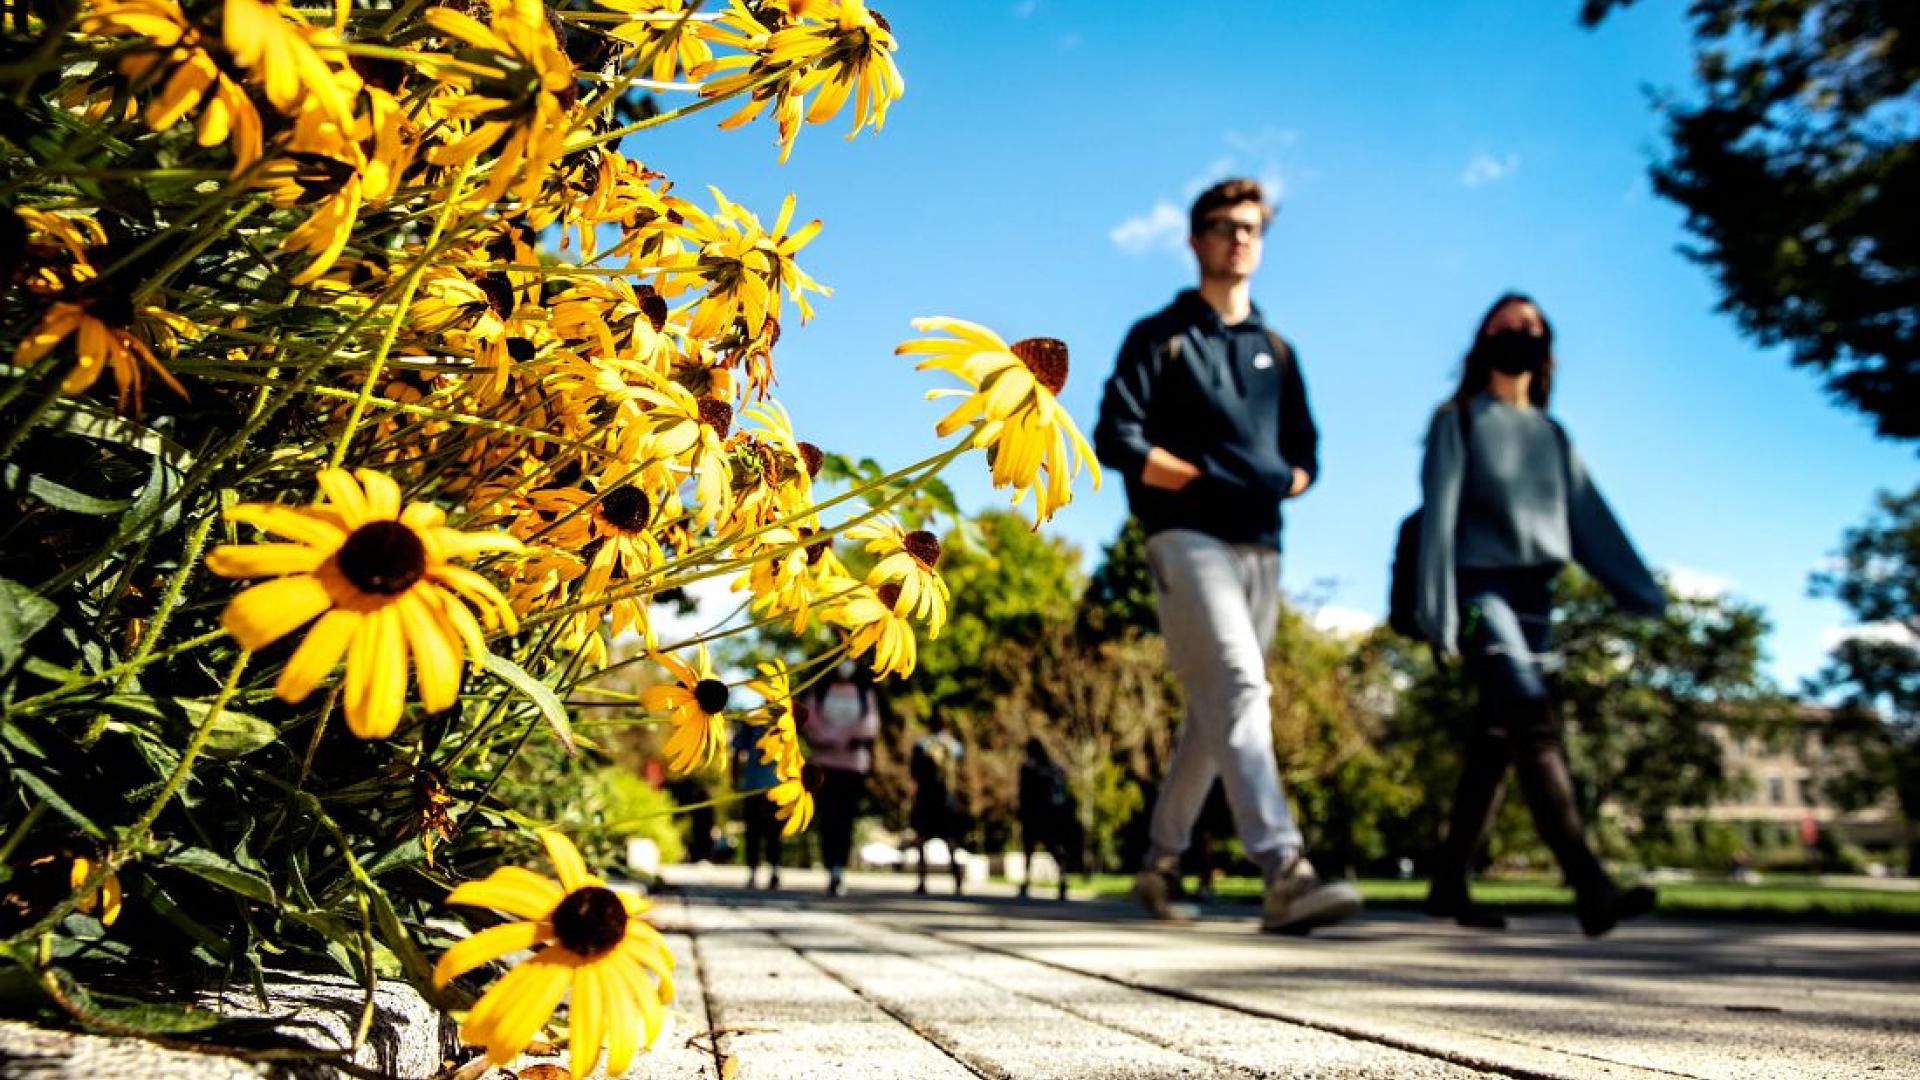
[1094,290,1319,549]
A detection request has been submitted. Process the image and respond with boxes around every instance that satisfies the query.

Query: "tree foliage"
[1808,485,1920,871]
[1584,0,1920,439]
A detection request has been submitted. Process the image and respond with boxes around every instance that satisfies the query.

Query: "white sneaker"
[1261,855,1362,934]
[1131,859,1198,922]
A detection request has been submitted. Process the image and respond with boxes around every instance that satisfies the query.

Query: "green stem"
[0,803,50,865]
[83,509,222,745]
[125,650,251,843]
[0,377,68,463]
[329,160,474,468]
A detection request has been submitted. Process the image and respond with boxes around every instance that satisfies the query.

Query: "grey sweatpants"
[1144,529,1303,872]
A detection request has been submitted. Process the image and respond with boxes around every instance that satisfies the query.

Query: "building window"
[1768,777,1785,805]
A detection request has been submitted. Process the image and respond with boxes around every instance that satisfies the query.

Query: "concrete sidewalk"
[607,866,1920,1080]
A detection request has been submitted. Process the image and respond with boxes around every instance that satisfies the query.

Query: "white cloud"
[1109,200,1186,256]
[1664,564,1733,601]
[1819,621,1919,652]
[650,572,751,652]
[1310,606,1380,639]
[1460,151,1520,188]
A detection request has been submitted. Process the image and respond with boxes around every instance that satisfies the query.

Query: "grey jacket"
[1417,392,1666,655]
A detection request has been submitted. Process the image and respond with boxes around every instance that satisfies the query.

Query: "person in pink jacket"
[802,660,881,897]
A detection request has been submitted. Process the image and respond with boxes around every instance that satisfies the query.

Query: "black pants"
[743,796,781,871]
[1432,567,1612,901]
[815,767,865,871]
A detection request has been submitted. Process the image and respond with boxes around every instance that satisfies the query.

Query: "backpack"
[1387,404,1474,643]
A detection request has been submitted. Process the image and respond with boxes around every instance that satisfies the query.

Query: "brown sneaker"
[1131,858,1197,922]
[1261,855,1363,935]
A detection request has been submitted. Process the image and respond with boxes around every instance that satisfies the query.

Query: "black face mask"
[1482,330,1548,376]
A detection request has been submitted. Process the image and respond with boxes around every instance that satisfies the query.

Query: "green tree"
[1808,486,1920,873]
[1583,0,1920,439]
[1553,570,1792,857]
[1077,516,1158,641]
[868,510,1085,839]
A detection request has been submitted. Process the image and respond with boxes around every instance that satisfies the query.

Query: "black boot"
[1508,701,1650,935]
[1426,731,1511,930]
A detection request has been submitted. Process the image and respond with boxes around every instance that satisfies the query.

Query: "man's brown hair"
[1188,178,1274,237]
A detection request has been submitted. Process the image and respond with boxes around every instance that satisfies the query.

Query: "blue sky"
[635,0,1915,687]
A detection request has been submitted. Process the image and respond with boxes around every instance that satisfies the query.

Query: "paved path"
[608,867,1918,1080]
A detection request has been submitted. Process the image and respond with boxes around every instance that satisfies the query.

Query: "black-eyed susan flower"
[898,318,1102,526]
[205,468,523,739]
[851,517,948,638]
[768,763,814,836]
[744,660,803,777]
[79,0,265,173]
[829,578,916,678]
[435,830,675,1074]
[527,482,669,645]
[15,297,193,412]
[640,645,729,774]
[421,0,578,207]
[662,189,826,342]
[768,0,901,138]
[222,0,353,125]
[601,0,716,82]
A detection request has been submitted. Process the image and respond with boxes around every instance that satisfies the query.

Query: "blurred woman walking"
[1417,293,1667,937]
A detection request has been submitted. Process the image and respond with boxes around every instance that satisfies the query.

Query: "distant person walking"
[909,713,967,895]
[1017,737,1079,900]
[1094,176,1362,933]
[802,659,880,898]
[731,716,783,891]
[1417,292,1667,937]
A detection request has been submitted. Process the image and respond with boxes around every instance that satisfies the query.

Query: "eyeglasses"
[1197,217,1267,240]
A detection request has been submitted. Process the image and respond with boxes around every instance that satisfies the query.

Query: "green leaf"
[2,465,134,516]
[13,768,105,838]
[169,846,278,905]
[0,577,58,674]
[362,837,426,880]
[479,650,576,756]
[43,968,228,1035]
[101,694,280,759]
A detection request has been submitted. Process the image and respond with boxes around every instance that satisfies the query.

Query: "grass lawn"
[1065,873,1920,930]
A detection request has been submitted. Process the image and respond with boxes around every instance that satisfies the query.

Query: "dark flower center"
[550,885,628,959]
[697,398,733,438]
[694,678,730,714]
[1009,337,1069,396]
[505,336,536,362]
[877,582,902,609]
[638,289,668,332]
[797,442,824,478]
[799,525,827,566]
[336,521,428,596]
[902,530,941,569]
[597,486,651,533]
[89,291,136,327]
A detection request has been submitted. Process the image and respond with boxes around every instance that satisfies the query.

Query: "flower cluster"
[1,0,1095,1074]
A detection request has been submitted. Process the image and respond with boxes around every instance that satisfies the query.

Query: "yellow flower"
[222,0,353,125]
[769,770,814,836]
[422,0,578,206]
[829,578,916,678]
[850,517,948,638]
[68,854,124,927]
[631,376,734,527]
[15,298,191,412]
[601,0,715,82]
[526,483,669,644]
[78,0,264,173]
[745,660,804,776]
[205,468,523,739]
[639,645,729,774]
[898,317,1101,526]
[436,830,675,1074]
[662,189,826,342]
[767,0,901,138]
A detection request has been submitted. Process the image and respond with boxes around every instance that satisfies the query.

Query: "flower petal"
[539,830,591,893]
[433,919,545,988]
[276,608,360,703]
[446,866,566,920]
[221,574,332,651]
